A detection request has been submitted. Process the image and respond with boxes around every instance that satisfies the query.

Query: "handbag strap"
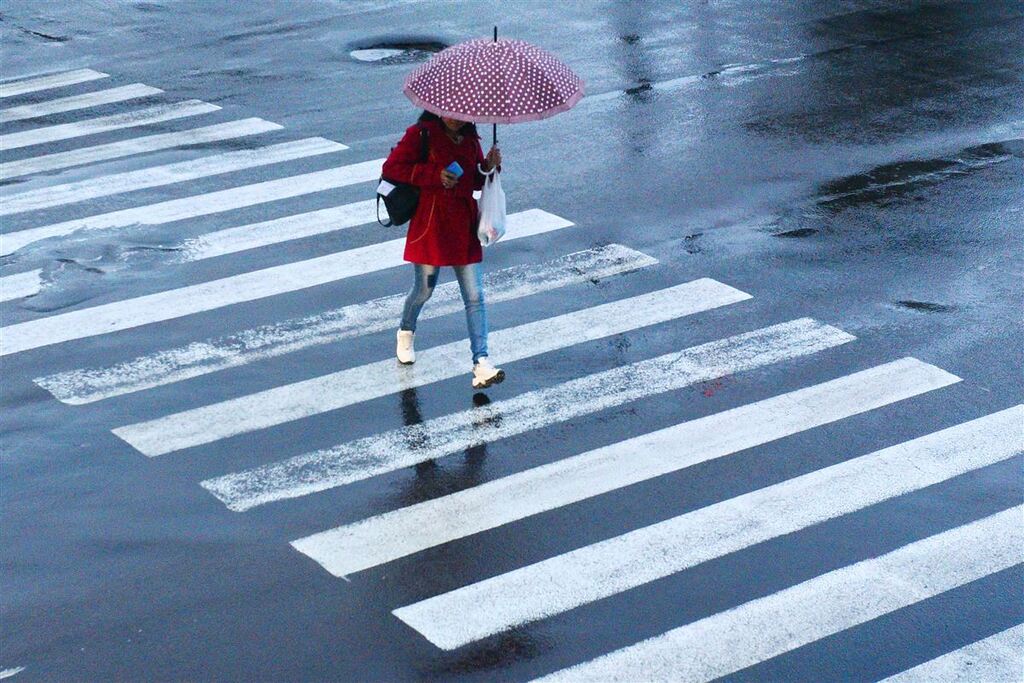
[376,193,393,227]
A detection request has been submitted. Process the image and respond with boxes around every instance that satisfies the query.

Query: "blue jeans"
[399,263,489,363]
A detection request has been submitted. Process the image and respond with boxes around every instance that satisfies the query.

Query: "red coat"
[382,119,487,266]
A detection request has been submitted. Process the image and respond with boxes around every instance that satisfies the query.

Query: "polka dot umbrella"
[403,28,584,144]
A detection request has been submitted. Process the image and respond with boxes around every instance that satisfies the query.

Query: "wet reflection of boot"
[400,387,430,460]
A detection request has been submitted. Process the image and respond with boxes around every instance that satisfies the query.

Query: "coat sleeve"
[382,126,444,189]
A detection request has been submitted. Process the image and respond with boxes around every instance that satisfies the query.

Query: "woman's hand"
[483,145,502,171]
[440,168,458,189]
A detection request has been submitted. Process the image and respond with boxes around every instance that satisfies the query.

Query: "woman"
[381,110,504,389]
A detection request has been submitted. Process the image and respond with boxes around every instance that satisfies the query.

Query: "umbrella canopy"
[403,38,584,125]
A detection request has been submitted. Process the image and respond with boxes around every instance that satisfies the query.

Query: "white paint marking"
[0,157,383,255]
[882,623,1024,682]
[181,199,377,261]
[184,188,479,261]
[0,118,284,179]
[0,83,163,123]
[0,99,219,151]
[0,209,570,357]
[113,279,750,457]
[38,243,649,404]
[291,358,960,577]
[395,406,1024,649]
[206,318,853,511]
[0,137,348,215]
[0,68,108,98]
[534,506,1023,682]
[0,269,43,302]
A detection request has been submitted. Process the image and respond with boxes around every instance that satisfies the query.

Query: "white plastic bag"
[476,171,506,247]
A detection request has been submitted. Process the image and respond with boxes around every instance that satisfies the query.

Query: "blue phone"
[446,161,464,178]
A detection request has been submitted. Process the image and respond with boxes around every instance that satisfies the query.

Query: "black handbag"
[377,126,429,227]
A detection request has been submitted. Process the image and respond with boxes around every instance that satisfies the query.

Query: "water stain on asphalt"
[423,631,549,677]
[817,141,1018,214]
[895,300,957,313]
[21,27,69,42]
[773,228,819,238]
[625,80,653,97]
[682,233,704,254]
[132,2,167,12]
[218,17,324,44]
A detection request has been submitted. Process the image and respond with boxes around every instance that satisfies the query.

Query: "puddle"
[770,228,819,239]
[894,300,956,313]
[682,233,704,254]
[349,40,447,64]
[816,140,1018,213]
[625,80,653,96]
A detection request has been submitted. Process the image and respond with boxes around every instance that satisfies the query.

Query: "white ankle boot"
[396,330,415,364]
[472,357,505,389]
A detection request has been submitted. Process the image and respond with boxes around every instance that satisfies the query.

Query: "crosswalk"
[2,68,1020,681]
[392,407,1021,650]
[36,244,658,404]
[0,269,42,303]
[535,506,1022,682]
[0,156,385,254]
[0,118,283,178]
[0,68,108,98]
[0,99,221,151]
[0,83,163,124]
[0,137,348,215]
[111,279,750,456]
[882,623,1024,682]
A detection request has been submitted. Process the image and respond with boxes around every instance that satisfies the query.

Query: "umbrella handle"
[493,26,498,146]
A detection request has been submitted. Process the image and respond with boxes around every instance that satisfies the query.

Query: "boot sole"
[472,369,505,389]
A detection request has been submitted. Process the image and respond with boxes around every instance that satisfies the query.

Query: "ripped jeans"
[399,263,488,363]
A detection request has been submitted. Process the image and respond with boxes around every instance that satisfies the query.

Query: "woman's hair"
[418,110,478,137]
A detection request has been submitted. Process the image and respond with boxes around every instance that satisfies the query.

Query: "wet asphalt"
[1,1,1022,681]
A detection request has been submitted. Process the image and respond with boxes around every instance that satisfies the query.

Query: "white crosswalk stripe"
[112,279,750,457]
[0,269,43,303]
[533,506,1023,682]
[36,244,654,404]
[0,99,220,151]
[290,358,960,577]
[0,83,163,123]
[0,209,572,357]
[180,200,377,260]
[0,157,384,254]
[0,137,348,215]
[881,623,1024,682]
[204,318,854,512]
[394,406,1024,649]
[0,118,284,179]
[0,69,108,98]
